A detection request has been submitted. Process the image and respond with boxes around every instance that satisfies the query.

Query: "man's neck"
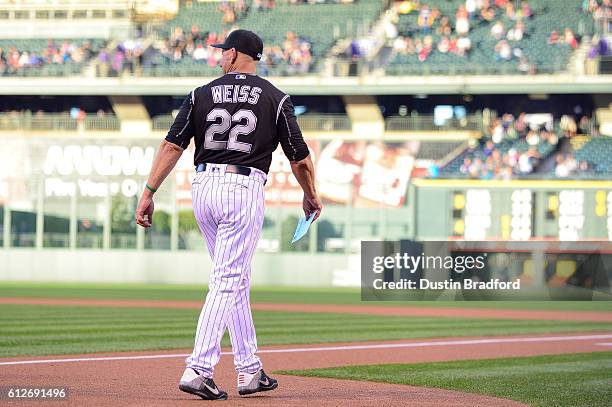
[226,61,257,74]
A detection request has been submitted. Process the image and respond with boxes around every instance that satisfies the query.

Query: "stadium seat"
[386,0,594,76]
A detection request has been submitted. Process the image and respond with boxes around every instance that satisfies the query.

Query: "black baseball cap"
[211,29,263,61]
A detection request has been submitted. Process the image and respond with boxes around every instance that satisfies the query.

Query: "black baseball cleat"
[237,369,278,396]
[179,368,228,400]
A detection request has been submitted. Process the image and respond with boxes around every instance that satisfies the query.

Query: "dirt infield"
[2,297,612,322]
[2,332,612,406]
[2,297,611,405]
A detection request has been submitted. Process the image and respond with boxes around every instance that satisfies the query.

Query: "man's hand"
[134,140,184,228]
[290,155,321,222]
[303,195,322,221]
[136,190,155,228]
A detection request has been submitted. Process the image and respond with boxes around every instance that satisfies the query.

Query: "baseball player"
[135,29,322,400]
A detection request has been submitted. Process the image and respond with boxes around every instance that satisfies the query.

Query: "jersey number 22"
[204,108,257,153]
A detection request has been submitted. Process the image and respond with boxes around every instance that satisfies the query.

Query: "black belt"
[195,163,251,176]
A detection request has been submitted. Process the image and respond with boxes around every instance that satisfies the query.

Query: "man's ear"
[231,48,238,64]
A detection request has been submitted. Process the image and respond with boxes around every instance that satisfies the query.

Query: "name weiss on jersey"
[211,85,262,105]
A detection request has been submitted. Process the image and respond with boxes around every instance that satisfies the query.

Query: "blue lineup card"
[291,211,318,243]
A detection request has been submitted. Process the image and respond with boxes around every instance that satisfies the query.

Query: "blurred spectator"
[437,36,450,53]
[465,0,477,17]
[219,1,236,25]
[436,16,452,36]
[520,1,532,18]
[505,1,516,19]
[460,157,472,175]
[578,115,593,134]
[0,39,100,76]
[491,21,505,40]
[564,28,578,49]
[483,140,495,155]
[517,146,540,174]
[495,40,512,60]
[193,44,208,62]
[469,157,483,177]
[387,0,557,75]
[507,21,524,41]
[457,36,472,55]
[190,25,202,42]
[481,5,496,21]
[560,114,578,137]
[491,118,505,143]
[418,5,433,33]
[526,129,539,145]
[592,0,612,18]
[548,30,559,45]
[260,31,313,75]
[427,162,439,178]
[455,5,470,35]
[555,153,578,177]
[453,111,590,179]
[588,35,610,59]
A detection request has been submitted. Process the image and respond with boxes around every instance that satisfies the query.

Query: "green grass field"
[281,352,612,407]
[1,282,611,406]
[1,303,611,358]
[1,282,611,311]
[0,282,611,357]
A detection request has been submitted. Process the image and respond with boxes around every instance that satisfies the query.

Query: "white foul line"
[1,333,611,367]
[595,342,612,346]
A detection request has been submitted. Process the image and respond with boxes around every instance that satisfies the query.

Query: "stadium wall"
[0,250,354,287]
[2,75,612,96]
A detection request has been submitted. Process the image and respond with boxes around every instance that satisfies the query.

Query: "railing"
[111,234,137,249]
[385,115,483,132]
[41,233,105,248]
[8,233,35,247]
[78,234,103,249]
[84,116,121,131]
[296,115,351,131]
[0,113,120,131]
[152,115,174,131]
[152,114,352,132]
[385,61,570,76]
[0,1,132,19]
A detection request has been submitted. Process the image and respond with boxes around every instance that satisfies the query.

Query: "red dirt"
[2,297,611,405]
[2,332,612,406]
[1,297,611,322]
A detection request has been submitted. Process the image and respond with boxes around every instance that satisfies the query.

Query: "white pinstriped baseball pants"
[186,164,266,378]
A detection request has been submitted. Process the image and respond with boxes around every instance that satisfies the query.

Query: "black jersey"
[164,73,309,174]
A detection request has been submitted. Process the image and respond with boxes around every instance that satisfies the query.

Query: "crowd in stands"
[547,28,578,49]
[458,113,555,179]
[580,1,612,64]
[94,0,316,76]
[0,0,599,77]
[1,0,326,77]
[553,152,589,177]
[388,0,581,72]
[588,35,610,59]
[0,40,98,76]
[390,0,528,57]
[136,27,313,76]
[454,112,597,179]
[261,31,313,75]
[219,0,249,24]
[154,0,316,75]
[96,39,147,77]
[584,0,612,18]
